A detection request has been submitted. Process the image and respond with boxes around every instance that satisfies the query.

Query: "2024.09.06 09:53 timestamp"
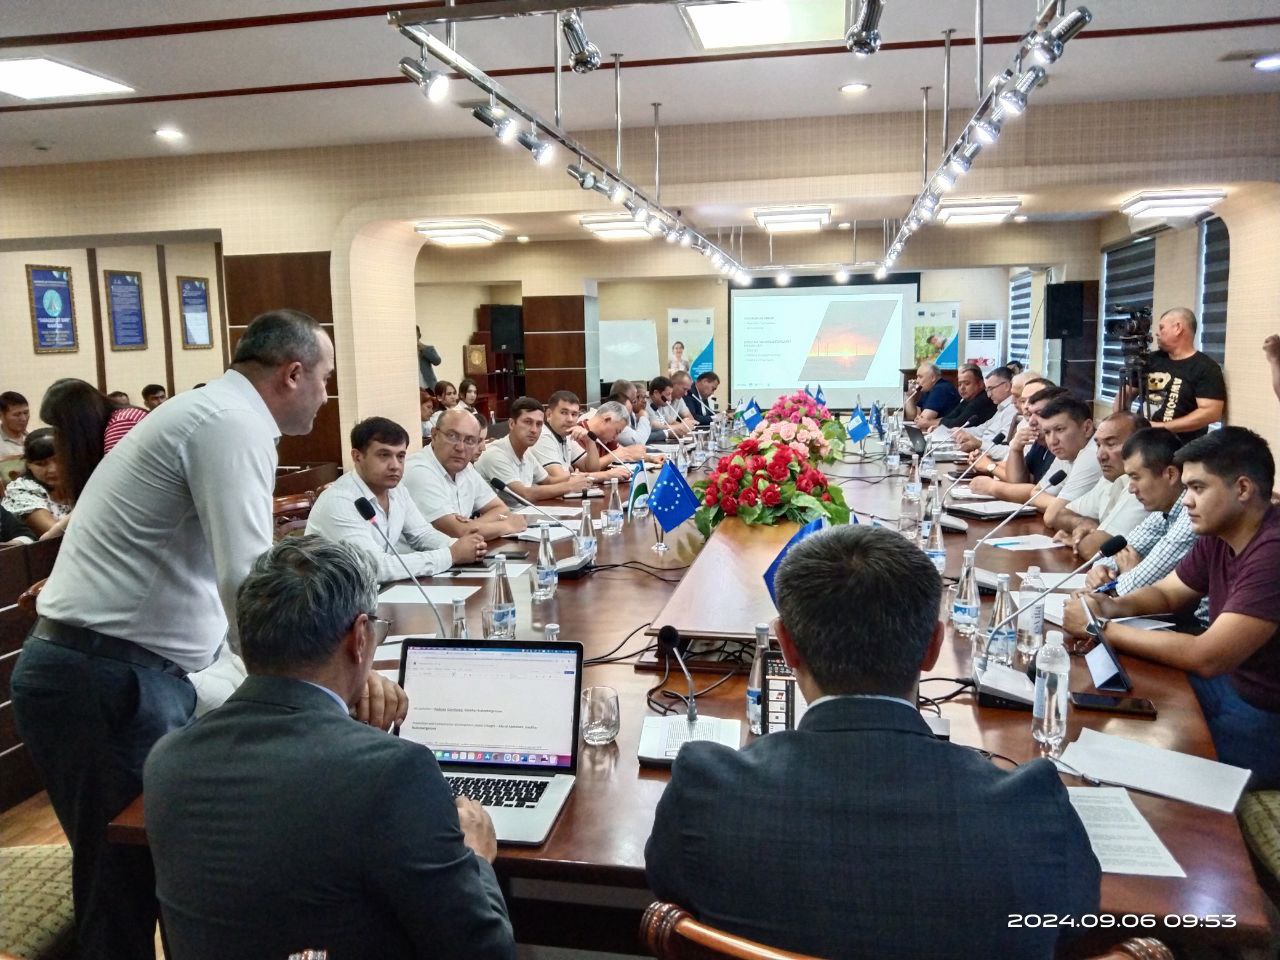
[1008,914,1237,929]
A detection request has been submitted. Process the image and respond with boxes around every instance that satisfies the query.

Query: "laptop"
[396,638,583,845]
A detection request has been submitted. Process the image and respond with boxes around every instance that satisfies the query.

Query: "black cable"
[646,658,676,716]
[590,643,657,665]
[584,621,652,665]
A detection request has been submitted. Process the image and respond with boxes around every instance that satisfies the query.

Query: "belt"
[31,617,188,679]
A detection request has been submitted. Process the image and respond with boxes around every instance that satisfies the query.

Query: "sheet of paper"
[948,499,1034,517]
[949,486,994,501]
[1023,570,1087,591]
[1060,728,1251,813]
[516,505,582,517]
[378,584,479,604]
[436,563,532,579]
[991,534,1065,551]
[513,526,575,543]
[1066,787,1186,877]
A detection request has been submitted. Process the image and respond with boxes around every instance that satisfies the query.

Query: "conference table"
[108,447,1274,955]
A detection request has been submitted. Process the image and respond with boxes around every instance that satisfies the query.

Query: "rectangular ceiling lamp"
[1119,190,1225,219]
[415,219,505,247]
[580,214,654,241]
[935,197,1021,226]
[753,205,832,234]
[681,0,845,51]
[0,58,134,99]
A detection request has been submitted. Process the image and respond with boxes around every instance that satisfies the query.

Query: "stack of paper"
[1066,788,1185,877]
[1043,594,1174,631]
[990,534,1064,551]
[378,584,479,605]
[516,505,581,517]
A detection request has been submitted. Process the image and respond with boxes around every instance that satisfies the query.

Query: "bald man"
[1114,307,1224,441]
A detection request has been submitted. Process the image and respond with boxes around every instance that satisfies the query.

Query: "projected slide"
[731,283,916,409]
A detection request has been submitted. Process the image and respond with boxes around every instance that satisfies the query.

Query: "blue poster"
[28,266,78,353]
[107,270,147,350]
[178,276,212,348]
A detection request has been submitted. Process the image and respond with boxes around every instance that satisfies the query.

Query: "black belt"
[30,617,188,679]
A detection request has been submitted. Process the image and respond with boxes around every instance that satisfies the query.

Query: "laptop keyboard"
[447,776,549,808]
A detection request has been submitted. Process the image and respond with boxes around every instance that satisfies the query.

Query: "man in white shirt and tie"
[307,417,487,582]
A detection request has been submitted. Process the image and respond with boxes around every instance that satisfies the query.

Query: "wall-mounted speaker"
[1045,281,1085,339]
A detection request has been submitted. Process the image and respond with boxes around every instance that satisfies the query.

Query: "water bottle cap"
[1046,630,1064,646]
[1027,565,1040,575]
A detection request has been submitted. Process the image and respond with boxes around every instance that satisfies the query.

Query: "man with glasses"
[404,408,527,540]
[308,417,487,582]
[952,366,1015,448]
[144,536,515,960]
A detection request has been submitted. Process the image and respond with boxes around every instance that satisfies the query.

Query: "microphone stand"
[486,479,580,537]
[355,497,448,638]
[657,627,697,723]
[971,469,1068,551]
[941,432,1007,503]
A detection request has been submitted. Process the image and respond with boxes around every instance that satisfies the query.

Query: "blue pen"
[1093,579,1118,594]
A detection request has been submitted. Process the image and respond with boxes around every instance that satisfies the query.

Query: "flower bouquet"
[694,435,850,537]
[759,391,846,464]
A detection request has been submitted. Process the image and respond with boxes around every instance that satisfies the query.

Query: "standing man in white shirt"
[307,417,487,582]
[403,408,527,540]
[477,396,592,503]
[9,309,380,960]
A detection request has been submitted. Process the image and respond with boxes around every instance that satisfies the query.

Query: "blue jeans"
[1189,672,1280,790]
[11,631,196,960]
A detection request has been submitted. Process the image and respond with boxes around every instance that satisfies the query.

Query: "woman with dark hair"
[425,380,459,435]
[39,378,148,504]
[1,428,71,536]
[457,378,488,430]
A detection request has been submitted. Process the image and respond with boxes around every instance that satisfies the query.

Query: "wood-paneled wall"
[523,295,586,402]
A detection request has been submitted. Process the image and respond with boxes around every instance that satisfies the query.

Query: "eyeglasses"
[367,615,393,645]
[439,430,481,448]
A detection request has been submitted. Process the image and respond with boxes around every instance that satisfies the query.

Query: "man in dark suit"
[144,536,515,960]
[644,524,1100,959]
[682,370,720,426]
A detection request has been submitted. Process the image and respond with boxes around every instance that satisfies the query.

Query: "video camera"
[1104,305,1152,342]
[1104,305,1153,405]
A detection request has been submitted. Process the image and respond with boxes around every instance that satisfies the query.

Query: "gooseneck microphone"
[941,432,1006,501]
[354,496,448,638]
[984,535,1129,639]
[656,625,697,724]
[487,478,579,536]
[972,469,1068,550]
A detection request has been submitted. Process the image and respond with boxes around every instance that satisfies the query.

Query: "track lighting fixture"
[567,162,596,190]
[947,142,981,177]
[560,10,602,74]
[399,56,450,103]
[680,230,693,248]
[473,104,517,143]
[845,0,884,57]
[517,128,554,164]
[997,66,1045,117]
[971,116,1001,146]
[625,198,649,224]
[1028,7,1092,66]
[874,264,888,280]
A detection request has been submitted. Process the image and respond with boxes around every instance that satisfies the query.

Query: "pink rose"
[777,421,798,442]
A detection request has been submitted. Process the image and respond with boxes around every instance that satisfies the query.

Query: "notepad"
[516,505,582,517]
[948,500,1035,518]
[378,584,479,605]
[1023,570,1088,591]
[990,534,1064,551]
[1066,787,1185,877]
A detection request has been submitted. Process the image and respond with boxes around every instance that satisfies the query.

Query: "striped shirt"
[1096,496,1208,622]
[103,406,148,454]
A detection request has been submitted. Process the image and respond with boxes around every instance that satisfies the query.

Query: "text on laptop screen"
[401,645,578,769]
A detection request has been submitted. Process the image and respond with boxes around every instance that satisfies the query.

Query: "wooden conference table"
[109,451,1273,953]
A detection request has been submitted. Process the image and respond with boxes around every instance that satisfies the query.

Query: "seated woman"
[420,389,436,441]
[1,429,71,537]
[40,378,147,505]
[424,380,459,435]
[457,378,489,428]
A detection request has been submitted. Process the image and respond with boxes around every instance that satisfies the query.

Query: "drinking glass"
[581,686,621,746]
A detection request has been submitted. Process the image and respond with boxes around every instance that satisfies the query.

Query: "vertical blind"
[1199,217,1229,365]
[1007,271,1033,368]
[1097,238,1156,401]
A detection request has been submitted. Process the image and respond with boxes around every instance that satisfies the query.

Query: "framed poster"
[26,265,79,354]
[904,301,960,370]
[463,344,488,376]
[177,275,213,349]
[106,270,147,350]
[667,308,714,378]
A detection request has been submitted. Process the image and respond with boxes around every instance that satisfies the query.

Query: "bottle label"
[576,535,596,558]
[927,549,946,573]
[536,567,557,588]
[952,601,979,625]
[492,605,517,629]
[1033,673,1049,719]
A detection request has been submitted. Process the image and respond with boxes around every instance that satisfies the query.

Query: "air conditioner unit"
[964,319,1004,373]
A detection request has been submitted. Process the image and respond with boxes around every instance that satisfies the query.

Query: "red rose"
[704,490,719,506]
[822,492,832,502]
[767,462,789,482]
[773,446,792,463]
[762,484,782,507]
[727,464,744,481]
[718,457,732,472]
[748,455,766,472]
[740,487,759,507]
[721,495,739,516]
[720,476,737,494]
[796,476,814,494]
[738,439,759,455]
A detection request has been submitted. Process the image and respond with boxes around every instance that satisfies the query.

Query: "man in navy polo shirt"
[903,362,961,429]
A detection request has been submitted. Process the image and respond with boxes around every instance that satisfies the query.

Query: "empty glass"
[581,685,621,746]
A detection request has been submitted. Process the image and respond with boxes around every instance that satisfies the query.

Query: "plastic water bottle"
[483,555,517,639]
[925,513,947,574]
[1016,566,1047,660]
[905,454,921,502]
[1032,630,1071,750]
[533,525,558,600]
[920,485,940,542]
[952,549,981,639]
[675,441,690,475]
[921,444,936,481]
[898,483,919,539]
[984,573,1017,668]
[451,598,468,639]
[746,623,769,735]
[603,478,624,536]
[886,431,902,472]
[575,503,597,562]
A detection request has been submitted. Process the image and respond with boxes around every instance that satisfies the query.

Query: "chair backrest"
[272,493,314,541]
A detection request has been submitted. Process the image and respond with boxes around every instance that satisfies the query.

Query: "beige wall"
[96,246,167,398]
[165,243,226,392]
[414,283,489,387]
[1153,227,1201,324]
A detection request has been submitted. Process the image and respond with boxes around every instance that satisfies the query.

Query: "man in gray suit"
[645,525,1100,959]
[144,536,515,960]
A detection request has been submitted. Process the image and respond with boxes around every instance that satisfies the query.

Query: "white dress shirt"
[974,396,1017,444]
[646,401,681,431]
[619,412,651,447]
[306,470,455,583]
[1047,439,1102,501]
[402,448,498,522]
[476,436,548,491]
[1066,475,1148,536]
[37,370,278,672]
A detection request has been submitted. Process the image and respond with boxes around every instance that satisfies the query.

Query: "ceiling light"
[874,264,888,280]
[568,163,597,190]
[1028,7,1092,66]
[625,198,650,224]
[665,227,680,244]
[935,197,1021,225]
[609,180,627,204]
[415,219,506,246]
[1119,189,1225,219]
[997,66,1045,117]
[1253,53,1280,72]
[947,142,981,176]
[154,127,185,141]
[845,0,884,56]
[473,104,518,143]
[837,221,852,230]
[753,204,832,233]
[1012,215,1028,223]
[682,0,845,51]
[834,266,850,283]
[735,271,751,285]
[517,128,554,164]
[680,230,694,247]
[934,169,957,192]
[560,10,602,74]
[971,117,1001,145]
[579,213,654,240]
[775,270,791,286]
[646,218,668,238]
[517,235,530,243]
[398,56,449,103]
[840,82,871,95]
[0,58,133,100]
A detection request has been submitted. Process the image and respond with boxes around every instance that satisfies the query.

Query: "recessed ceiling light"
[0,58,133,100]
[154,127,185,141]
[840,82,871,95]
[1012,215,1028,223]
[1119,189,1225,219]
[753,204,832,234]
[935,197,1021,226]
[837,222,852,230]
[516,235,530,243]
[579,213,654,241]
[415,219,505,246]
[1252,53,1280,72]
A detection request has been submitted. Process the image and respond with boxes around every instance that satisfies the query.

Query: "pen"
[1093,579,1118,594]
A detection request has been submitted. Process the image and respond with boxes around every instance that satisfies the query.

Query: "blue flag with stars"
[742,399,764,431]
[814,384,826,406]
[847,406,872,443]
[763,518,828,606]
[869,401,885,440]
[648,460,700,532]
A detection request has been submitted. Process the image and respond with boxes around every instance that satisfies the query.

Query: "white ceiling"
[1,0,1278,167]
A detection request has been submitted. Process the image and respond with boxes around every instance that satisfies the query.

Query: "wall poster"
[106,270,147,350]
[26,265,79,354]
[178,276,213,349]
[667,308,714,379]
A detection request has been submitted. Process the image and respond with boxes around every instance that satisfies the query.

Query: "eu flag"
[814,385,826,406]
[742,400,764,431]
[847,406,872,443]
[763,518,828,606]
[648,461,700,532]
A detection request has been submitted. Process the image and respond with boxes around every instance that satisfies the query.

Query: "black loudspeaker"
[491,305,523,352]
[1045,282,1085,339]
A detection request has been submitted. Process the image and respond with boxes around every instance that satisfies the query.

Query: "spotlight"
[680,230,694,247]
[646,218,668,238]
[517,129,554,164]
[560,10,602,74]
[834,266,850,283]
[1028,7,1092,66]
[710,251,724,269]
[947,142,981,176]
[1253,53,1280,72]
[473,104,517,143]
[399,57,450,103]
[919,192,940,211]
[735,270,752,285]
[666,227,680,244]
[610,180,627,203]
[874,264,888,280]
[971,116,1001,145]
[568,163,597,190]
[625,198,649,224]
[845,0,884,56]
[934,169,957,192]
[776,270,791,286]
[997,66,1045,117]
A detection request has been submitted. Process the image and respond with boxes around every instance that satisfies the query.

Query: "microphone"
[486,478,578,536]
[984,535,1128,639]
[656,625,697,723]
[942,432,1006,501]
[354,497,448,639]
[972,469,1068,550]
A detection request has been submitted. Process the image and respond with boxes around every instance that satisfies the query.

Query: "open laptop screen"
[398,643,581,771]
